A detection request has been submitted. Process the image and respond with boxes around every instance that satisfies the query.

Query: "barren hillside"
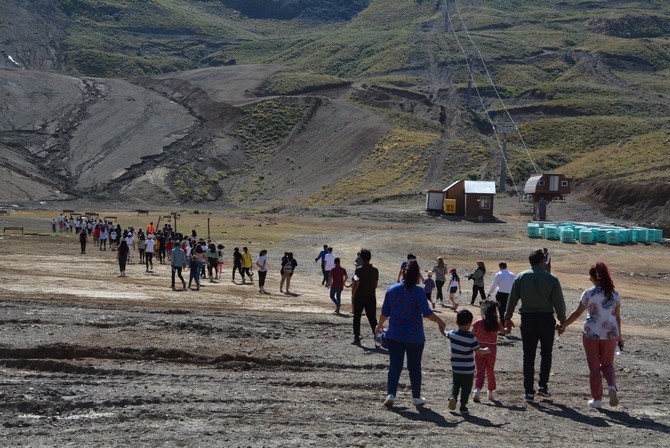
[0,0,668,233]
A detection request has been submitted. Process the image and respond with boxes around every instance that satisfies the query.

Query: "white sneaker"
[609,387,619,407]
[384,394,394,408]
[472,389,481,403]
[412,397,427,406]
[488,390,496,401]
[588,399,602,409]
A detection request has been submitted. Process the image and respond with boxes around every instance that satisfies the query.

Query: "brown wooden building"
[443,180,496,219]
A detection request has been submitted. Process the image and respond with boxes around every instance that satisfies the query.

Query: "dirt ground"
[0,198,669,447]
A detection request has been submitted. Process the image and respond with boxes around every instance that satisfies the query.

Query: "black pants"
[80,241,86,253]
[353,294,378,340]
[146,252,153,270]
[321,264,328,285]
[208,258,217,278]
[172,266,185,288]
[520,313,556,394]
[233,263,242,280]
[258,270,267,289]
[471,285,485,304]
[451,372,474,409]
[496,292,509,325]
[435,280,445,301]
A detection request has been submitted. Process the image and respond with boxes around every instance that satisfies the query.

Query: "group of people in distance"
[374,248,623,415]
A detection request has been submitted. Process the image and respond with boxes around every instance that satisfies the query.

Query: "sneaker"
[609,387,619,407]
[352,338,361,346]
[460,406,469,415]
[412,397,427,406]
[448,397,457,410]
[537,387,551,397]
[522,393,535,402]
[384,394,394,408]
[588,399,602,409]
[488,390,496,401]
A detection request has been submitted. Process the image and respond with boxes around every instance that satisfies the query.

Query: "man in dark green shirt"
[505,249,566,402]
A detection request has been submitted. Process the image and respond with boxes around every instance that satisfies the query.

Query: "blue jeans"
[386,338,425,398]
[329,288,342,307]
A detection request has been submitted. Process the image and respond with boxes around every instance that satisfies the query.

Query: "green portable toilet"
[580,228,594,244]
[527,223,540,238]
[544,225,559,240]
[574,226,584,239]
[597,228,610,244]
[649,229,663,243]
[632,228,647,243]
[559,227,575,243]
[606,230,620,245]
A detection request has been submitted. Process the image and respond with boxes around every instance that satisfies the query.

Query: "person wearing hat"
[467,261,487,305]
[488,261,516,328]
[145,233,155,273]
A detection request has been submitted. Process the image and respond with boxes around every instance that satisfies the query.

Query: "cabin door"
[549,175,559,192]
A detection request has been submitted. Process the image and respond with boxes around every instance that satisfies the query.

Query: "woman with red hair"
[559,262,623,408]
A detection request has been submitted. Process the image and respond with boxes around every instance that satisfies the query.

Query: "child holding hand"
[446,309,490,414]
[472,299,509,402]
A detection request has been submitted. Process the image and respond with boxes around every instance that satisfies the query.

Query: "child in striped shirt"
[445,309,491,414]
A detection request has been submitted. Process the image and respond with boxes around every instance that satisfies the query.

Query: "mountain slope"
[0,0,668,231]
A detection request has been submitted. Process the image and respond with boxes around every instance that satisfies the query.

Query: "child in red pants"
[472,299,508,402]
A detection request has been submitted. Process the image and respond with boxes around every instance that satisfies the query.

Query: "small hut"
[443,180,496,219]
[425,189,446,213]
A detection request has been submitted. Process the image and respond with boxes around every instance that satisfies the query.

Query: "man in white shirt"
[145,234,156,272]
[488,261,515,327]
[323,247,335,287]
[125,232,135,264]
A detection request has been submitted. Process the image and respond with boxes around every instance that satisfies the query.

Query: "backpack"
[283,259,294,274]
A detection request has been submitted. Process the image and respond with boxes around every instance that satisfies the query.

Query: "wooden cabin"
[443,180,496,219]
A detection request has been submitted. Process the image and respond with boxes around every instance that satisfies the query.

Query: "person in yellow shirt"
[241,246,254,284]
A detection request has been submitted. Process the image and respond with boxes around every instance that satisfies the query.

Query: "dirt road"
[0,204,668,447]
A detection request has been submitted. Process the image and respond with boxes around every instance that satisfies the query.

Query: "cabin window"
[538,180,545,186]
[479,197,491,209]
[561,180,568,187]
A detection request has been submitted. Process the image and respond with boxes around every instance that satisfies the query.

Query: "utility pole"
[444,0,450,32]
[466,54,473,112]
[496,122,515,193]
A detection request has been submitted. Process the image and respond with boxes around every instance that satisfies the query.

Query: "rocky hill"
[0,0,668,232]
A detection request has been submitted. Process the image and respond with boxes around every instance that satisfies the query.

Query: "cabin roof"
[464,180,496,194]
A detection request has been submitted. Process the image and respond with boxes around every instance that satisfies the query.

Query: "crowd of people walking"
[64,216,624,415]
